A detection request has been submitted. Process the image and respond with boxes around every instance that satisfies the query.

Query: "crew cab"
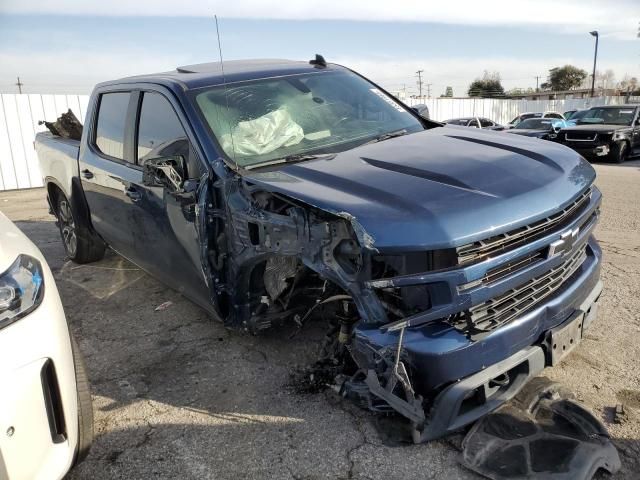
[36,58,603,442]
[555,104,640,163]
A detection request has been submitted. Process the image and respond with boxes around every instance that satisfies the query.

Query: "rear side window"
[95,92,130,160]
[546,113,563,119]
[480,118,494,127]
[137,92,200,178]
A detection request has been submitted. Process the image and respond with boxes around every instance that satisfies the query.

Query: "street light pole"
[589,30,599,98]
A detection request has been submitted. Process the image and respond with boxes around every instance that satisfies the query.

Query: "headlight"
[0,255,44,329]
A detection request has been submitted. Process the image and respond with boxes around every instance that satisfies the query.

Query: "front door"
[80,88,213,311]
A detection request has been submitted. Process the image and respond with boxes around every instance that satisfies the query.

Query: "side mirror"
[142,155,186,192]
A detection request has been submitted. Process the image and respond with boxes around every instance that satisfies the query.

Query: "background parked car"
[443,116,504,130]
[505,117,567,139]
[506,111,565,128]
[0,212,93,479]
[556,104,640,163]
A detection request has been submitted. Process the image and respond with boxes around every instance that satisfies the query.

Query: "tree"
[442,86,453,97]
[467,71,504,97]
[540,65,588,91]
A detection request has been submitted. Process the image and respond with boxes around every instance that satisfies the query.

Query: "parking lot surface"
[2,160,640,479]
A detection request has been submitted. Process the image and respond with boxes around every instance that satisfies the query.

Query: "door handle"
[81,169,94,179]
[124,186,142,202]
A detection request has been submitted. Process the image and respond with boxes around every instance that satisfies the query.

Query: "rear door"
[79,90,142,257]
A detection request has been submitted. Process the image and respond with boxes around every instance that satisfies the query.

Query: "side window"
[546,113,562,119]
[468,118,480,128]
[137,92,200,178]
[95,92,130,160]
[480,118,493,127]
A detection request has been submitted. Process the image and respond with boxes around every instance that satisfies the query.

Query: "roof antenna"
[309,54,327,68]
[214,14,237,168]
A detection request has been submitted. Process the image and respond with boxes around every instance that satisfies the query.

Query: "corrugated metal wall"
[0,94,89,191]
[0,93,629,191]
[404,96,627,123]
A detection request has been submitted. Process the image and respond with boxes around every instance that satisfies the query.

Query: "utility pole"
[415,70,424,98]
[426,83,432,98]
[15,76,23,94]
[534,76,541,92]
[589,31,599,97]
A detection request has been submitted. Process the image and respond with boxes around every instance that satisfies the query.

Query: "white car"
[507,111,565,128]
[0,211,93,479]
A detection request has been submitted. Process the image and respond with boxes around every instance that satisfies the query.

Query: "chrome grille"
[461,245,588,333]
[565,132,597,142]
[456,187,592,264]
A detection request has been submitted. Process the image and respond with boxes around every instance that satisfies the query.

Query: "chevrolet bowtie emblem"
[548,228,580,258]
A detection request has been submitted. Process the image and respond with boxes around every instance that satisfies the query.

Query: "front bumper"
[348,188,603,441]
[562,143,610,159]
[0,261,79,479]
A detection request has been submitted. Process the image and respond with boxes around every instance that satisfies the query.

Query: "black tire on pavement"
[611,141,629,164]
[55,192,105,263]
[70,333,94,464]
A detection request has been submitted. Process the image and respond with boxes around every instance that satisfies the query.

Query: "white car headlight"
[0,255,44,329]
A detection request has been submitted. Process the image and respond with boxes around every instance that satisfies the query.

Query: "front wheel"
[55,193,105,263]
[70,333,94,464]
[611,141,629,164]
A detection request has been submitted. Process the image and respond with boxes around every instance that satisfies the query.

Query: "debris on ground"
[288,360,342,394]
[614,404,628,424]
[154,301,173,311]
[462,377,621,480]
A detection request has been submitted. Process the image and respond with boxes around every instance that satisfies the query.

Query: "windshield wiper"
[362,129,408,146]
[245,153,336,170]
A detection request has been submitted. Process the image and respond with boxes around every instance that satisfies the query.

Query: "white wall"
[404,96,627,124]
[0,94,89,191]
[0,93,629,191]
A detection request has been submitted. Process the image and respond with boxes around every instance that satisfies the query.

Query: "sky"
[0,0,638,96]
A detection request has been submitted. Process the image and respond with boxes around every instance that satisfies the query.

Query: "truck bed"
[35,132,80,201]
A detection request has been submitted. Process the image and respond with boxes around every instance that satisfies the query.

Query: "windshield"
[516,118,564,130]
[568,110,589,121]
[580,107,635,125]
[192,70,424,168]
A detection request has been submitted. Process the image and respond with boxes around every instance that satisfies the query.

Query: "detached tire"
[55,192,105,263]
[611,141,629,164]
[70,333,94,464]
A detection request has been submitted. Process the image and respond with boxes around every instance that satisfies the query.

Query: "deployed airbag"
[221,107,304,157]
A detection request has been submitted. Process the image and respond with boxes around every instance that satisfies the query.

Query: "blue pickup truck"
[36,57,603,442]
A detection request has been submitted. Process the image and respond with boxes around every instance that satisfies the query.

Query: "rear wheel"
[611,141,629,164]
[70,333,94,464]
[54,192,105,263]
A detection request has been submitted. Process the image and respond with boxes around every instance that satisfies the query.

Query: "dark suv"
[556,105,640,163]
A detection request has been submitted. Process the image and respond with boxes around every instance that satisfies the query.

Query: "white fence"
[0,94,89,191]
[0,93,631,191]
[404,96,627,124]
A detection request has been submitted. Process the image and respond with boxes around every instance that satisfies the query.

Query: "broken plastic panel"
[462,377,621,480]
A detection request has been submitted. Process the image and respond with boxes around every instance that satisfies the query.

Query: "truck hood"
[244,128,595,251]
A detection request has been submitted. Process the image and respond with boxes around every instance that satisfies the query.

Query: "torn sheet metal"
[461,377,620,480]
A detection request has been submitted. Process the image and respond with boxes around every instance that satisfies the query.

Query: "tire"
[611,141,629,164]
[70,333,94,464]
[54,192,105,263]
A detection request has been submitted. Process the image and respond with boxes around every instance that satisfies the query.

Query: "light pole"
[589,30,599,97]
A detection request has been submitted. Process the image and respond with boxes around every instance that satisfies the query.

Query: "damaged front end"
[206,172,604,444]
